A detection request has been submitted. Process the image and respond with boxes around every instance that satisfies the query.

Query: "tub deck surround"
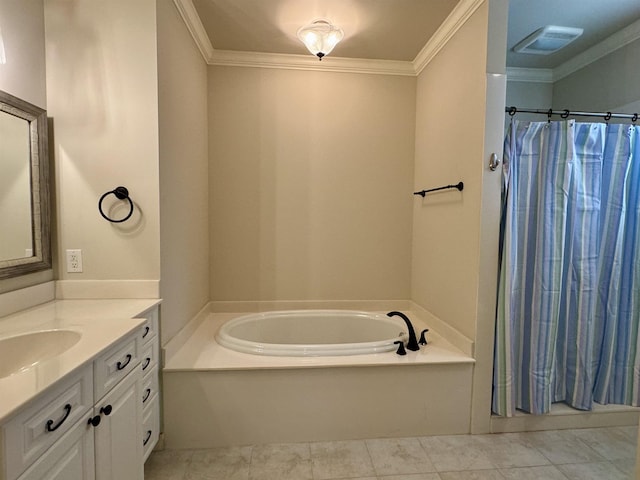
[165,311,474,371]
[163,310,475,448]
[0,299,161,422]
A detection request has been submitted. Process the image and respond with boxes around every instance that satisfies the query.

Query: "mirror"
[0,89,50,279]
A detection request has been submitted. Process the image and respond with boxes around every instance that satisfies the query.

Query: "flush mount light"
[513,25,584,55]
[297,20,344,61]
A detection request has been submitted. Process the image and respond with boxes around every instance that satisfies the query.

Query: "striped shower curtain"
[492,119,640,416]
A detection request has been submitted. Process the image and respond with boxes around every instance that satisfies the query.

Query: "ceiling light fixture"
[297,20,344,61]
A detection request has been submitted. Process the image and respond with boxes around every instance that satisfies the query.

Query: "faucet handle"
[394,340,407,356]
[419,329,429,345]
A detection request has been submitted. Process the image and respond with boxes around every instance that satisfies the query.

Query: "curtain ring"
[632,113,638,124]
[604,112,612,123]
[561,109,570,119]
[98,186,134,223]
[508,106,517,117]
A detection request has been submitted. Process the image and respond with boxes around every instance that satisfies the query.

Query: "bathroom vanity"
[0,299,161,480]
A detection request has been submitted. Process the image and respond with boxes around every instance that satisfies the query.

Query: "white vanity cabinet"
[0,303,162,480]
[93,367,142,480]
[137,307,161,461]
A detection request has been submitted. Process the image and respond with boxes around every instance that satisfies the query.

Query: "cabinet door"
[17,417,94,480]
[94,367,143,480]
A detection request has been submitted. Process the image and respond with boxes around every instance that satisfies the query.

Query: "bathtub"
[163,306,476,448]
[215,310,407,356]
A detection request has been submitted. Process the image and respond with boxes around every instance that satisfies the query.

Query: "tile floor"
[144,426,638,480]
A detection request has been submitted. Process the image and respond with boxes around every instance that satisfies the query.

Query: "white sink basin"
[0,330,82,378]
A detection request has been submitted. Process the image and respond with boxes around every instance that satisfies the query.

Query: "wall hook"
[98,186,135,223]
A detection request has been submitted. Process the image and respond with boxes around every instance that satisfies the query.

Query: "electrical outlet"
[66,249,83,273]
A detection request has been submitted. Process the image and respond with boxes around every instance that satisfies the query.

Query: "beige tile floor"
[144,426,637,480]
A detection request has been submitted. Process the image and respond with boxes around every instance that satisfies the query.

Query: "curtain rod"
[506,106,639,122]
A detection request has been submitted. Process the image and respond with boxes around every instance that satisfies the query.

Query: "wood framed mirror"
[0,89,51,279]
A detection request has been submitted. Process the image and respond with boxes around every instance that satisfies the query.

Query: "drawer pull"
[142,326,150,339]
[100,405,113,416]
[142,357,151,371]
[46,404,72,432]
[117,354,132,370]
[143,430,152,446]
[88,415,101,427]
[142,388,151,403]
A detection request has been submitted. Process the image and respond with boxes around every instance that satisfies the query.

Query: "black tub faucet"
[387,311,420,351]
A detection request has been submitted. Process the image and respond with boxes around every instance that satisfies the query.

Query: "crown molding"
[506,67,553,83]
[553,17,640,81]
[175,0,483,76]
[173,0,214,63]
[209,50,416,76]
[413,0,486,75]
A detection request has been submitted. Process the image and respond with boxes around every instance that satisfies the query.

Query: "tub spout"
[387,311,419,351]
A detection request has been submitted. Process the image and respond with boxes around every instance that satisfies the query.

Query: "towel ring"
[99,186,134,223]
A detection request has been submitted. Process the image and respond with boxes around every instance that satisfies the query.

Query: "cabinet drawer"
[16,416,94,480]
[141,366,159,410]
[141,395,159,462]
[2,364,93,480]
[139,340,159,377]
[94,333,138,402]
[137,308,158,348]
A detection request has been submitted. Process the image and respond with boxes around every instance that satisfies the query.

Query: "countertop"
[0,299,161,422]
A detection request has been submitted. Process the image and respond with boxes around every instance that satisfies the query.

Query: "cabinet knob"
[88,415,101,427]
[100,405,113,416]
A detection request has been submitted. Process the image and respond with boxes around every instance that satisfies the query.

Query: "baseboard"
[491,404,640,432]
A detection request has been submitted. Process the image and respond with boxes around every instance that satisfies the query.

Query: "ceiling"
[191,0,459,62]
[191,0,640,68]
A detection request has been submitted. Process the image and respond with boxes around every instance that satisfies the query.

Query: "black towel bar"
[413,182,464,197]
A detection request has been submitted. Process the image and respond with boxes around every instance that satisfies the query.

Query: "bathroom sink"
[0,330,82,378]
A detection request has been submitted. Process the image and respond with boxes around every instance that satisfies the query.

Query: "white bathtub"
[215,310,407,356]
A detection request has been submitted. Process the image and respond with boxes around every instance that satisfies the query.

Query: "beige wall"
[45,0,160,286]
[209,67,415,302]
[411,3,490,341]
[0,0,46,109]
[506,80,553,123]
[553,37,640,112]
[157,0,210,343]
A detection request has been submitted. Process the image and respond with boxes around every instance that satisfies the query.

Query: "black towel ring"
[99,186,134,223]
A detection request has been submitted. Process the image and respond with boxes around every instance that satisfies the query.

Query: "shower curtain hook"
[547,109,553,123]
[508,106,517,117]
[604,112,612,123]
[561,109,570,119]
[632,113,638,125]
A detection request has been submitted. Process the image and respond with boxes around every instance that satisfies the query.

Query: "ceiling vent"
[513,25,584,55]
